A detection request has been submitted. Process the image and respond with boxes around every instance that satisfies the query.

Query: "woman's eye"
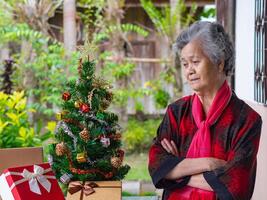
[182,63,188,68]
[193,61,199,64]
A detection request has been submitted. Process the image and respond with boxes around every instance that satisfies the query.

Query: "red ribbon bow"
[68,182,99,200]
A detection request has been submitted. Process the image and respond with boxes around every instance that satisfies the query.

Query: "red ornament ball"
[62,92,71,101]
[80,103,90,113]
[105,172,113,179]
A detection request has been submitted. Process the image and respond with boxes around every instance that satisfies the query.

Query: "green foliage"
[122,191,157,196]
[76,0,153,114]
[0,91,54,148]
[201,7,216,19]
[0,23,49,44]
[100,51,165,111]
[123,118,161,153]
[0,1,13,28]
[143,78,171,109]
[153,89,170,109]
[101,59,136,80]
[140,0,198,95]
[93,23,149,43]
[77,0,105,29]
[124,153,151,181]
[0,21,79,118]
[140,0,197,43]
[0,1,80,120]
[77,0,148,43]
[111,87,152,110]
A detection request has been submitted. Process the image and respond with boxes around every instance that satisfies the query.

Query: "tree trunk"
[170,0,183,95]
[0,47,9,62]
[63,0,77,56]
[21,41,37,124]
[105,0,129,126]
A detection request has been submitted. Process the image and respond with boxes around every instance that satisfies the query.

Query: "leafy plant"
[200,6,216,19]
[0,21,80,119]
[0,91,54,148]
[153,89,171,109]
[140,0,197,44]
[123,118,161,153]
[102,59,136,80]
[143,80,171,109]
[97,23,149,42]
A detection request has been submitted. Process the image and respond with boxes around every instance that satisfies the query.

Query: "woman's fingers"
[170,140,178,156]
[163,139,174,154]
[161,139,178,156]
[161,139,170,153]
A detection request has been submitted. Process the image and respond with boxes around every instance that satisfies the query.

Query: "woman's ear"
[218,60,225,73]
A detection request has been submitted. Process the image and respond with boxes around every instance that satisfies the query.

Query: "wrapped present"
[0,147,43,173]
[0,163,65,200]
[66,181,121,200]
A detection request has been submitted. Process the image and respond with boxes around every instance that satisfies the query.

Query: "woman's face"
[180,40,223,95]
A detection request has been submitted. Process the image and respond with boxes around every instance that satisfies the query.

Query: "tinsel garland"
[82,113,108,126]
[87,88,96,109]
[66,150,113,178]
[55,121,78,150]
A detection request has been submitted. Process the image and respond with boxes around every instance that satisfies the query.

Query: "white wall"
[235,0,255,101]
[235,1,267,199]
[247,101,267,200]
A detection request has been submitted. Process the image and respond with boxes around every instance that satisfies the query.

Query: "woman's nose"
[188,63,195,74]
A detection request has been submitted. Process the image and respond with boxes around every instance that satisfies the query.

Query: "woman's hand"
[161,138,178,156]
[188,173,213,191]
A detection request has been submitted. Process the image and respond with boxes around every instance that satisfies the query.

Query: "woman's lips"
[190,78,200,82]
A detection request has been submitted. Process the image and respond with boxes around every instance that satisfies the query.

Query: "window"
[255,0,267,104]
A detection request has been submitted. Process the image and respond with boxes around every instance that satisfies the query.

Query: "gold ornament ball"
[74,101,82,108]
[79,128,90,142]
[110,157,122,168]
[56,110,68,120]
[55,142,67,156]
[76,152,87,163]
[56,112,62,120]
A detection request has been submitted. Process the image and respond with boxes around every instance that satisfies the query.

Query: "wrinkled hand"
[161,138,178,156]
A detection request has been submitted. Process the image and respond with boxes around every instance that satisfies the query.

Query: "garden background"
[0,0,215,197]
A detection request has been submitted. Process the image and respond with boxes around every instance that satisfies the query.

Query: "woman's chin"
[190,84,201,92]
[190,86,206,95]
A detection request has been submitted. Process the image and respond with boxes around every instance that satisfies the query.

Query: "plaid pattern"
[148,93,262,200]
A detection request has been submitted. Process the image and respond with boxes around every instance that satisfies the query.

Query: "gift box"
[66,181,121,200]
[0,147,43,173]
[0,163,65,200]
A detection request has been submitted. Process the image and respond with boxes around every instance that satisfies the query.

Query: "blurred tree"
[0,0,80,128]
[76,0,151,124]
[140,0,197,93]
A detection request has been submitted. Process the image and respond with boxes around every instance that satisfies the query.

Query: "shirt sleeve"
[203,111,262,200]
[148,106,190,190]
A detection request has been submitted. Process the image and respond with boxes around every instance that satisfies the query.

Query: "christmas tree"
[48,58,130,185]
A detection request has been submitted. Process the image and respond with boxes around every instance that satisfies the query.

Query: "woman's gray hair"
[174,21,235,76]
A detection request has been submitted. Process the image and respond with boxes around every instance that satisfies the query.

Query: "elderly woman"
[148,21,262,200]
